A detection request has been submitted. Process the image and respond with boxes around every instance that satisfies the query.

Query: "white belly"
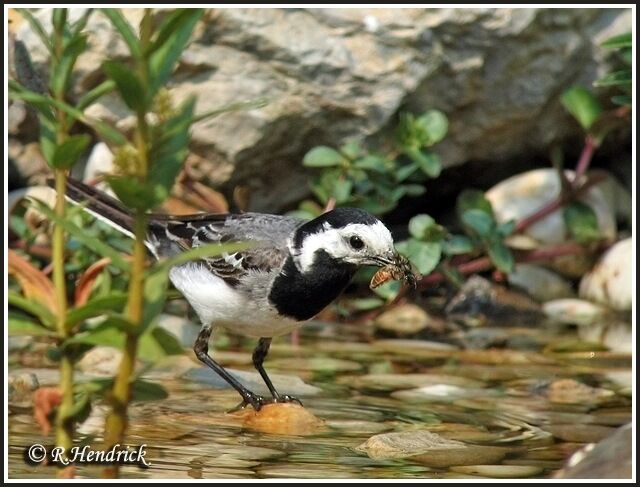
[168,264,303,338]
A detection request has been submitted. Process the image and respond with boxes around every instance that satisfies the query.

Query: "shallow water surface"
[8,321,632,479]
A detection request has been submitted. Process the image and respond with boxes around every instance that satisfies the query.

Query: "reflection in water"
[8,321,631,479]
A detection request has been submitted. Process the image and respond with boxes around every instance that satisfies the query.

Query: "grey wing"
[150,212,304,286]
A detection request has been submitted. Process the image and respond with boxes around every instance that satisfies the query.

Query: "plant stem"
[102,212,147,478]
[53,170,74,469]
[102,18,152,469]
[513,171,606,234]
[573,134,597,181]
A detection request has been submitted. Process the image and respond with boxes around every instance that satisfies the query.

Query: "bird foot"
[273,394,303,407]
[228,392,269,412]
[228,393,303,413]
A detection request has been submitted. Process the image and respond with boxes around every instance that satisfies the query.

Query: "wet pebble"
[233,403,325,436]
[374,304,441,335]
[268,357,362,373]
[579,238,632,312]
[356,430,465,460]
[372,339,459,357]
[546,379,614,405]
[392,385,500,403]
[451,464,543,478]
[8,372,39,409]
[547,424,615,443]
[257,464,360,478]
[77,346,124,376]
[326,419,391,436]
[508,264,575,302]
[183,367,322,397]
[344,373,485,392]
[411,445,508,468]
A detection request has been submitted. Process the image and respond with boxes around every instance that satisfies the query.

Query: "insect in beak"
[370,253,418,289]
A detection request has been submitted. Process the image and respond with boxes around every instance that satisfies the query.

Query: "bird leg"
[252,337,303,406]
[194,325,266,411]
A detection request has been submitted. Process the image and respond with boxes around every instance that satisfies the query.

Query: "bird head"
[290,208,405,273]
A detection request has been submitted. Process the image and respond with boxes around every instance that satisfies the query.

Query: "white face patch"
[291,221,395,273]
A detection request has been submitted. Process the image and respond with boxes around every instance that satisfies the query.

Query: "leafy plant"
[293,110,448,219]
[8,8,255,479]
[9,9,106,473]
[595,32,632,107]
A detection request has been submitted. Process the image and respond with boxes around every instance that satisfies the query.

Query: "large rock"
[13,8,631,211]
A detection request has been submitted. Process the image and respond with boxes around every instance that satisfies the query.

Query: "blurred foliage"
[595,32,632,107]
[7,8,251,476]
[292,110,448,219]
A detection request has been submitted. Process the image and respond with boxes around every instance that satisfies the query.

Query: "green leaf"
[140,266,170,331]
[8,291,56,329]
[153,242,253,272]
[131,379,168,401]
[9,314,56,336]
[79,378,168,402]
[333,179,353,204]
[353,155,388,173]
[408,214,437,240]
[398,239,442,275]
[30,200,130,271]
[407,148,441,178]
[52,134,91,169]
[148,9,204,94]
[105,177,162,212]
[138,327,185,361]
[192,97,269,124]
[101,8,141,59]
[9,81,126,145]
[497,220,516,238]
[456,189,494,218]
[348,297,385,311]
[403,184,426,197]
[15,8,52,54]
[487,239,515,273]
[611,95,632,107]
[102,61,146,111]
[65,293,128,329]
[594,70,632,88]
[146,97,196,205]
[416,110,449,147]
[340,142,361,160]
[76,80,117,111]
[303,146,346,167]
[39,114,57,165]
[9,80,54,121]
[65,321,124,348]
[443,235,475,255]
[71,8,94,36]
[395,162,418,182]
[461,209,495,237]
[601,32,632,49]
[561,87,603,131]
[51,9,67,35]
[50,33,87,97]
[563,201,602,244]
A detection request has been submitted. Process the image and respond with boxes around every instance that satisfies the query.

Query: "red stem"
[417,242,587,288]
[513,171,606,234]
[574,135,597,181]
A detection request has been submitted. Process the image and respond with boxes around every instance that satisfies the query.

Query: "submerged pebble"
[450,464,543,478]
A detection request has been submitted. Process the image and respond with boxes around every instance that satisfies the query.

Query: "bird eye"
[349,235,364,250]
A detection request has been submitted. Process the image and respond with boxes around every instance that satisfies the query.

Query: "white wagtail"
[64,178,413,410]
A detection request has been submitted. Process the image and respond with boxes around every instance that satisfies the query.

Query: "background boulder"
[11,7,632,211]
